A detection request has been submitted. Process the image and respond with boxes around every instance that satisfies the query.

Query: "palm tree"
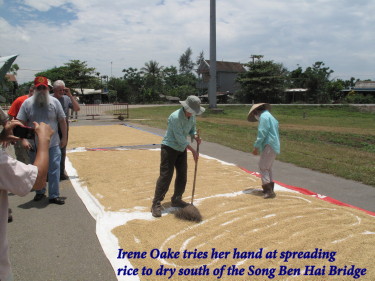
[141,60,162,77]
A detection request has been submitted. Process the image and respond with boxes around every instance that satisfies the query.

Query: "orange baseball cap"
[34,76,49,88]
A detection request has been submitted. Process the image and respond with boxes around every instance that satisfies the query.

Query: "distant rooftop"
[197,60,246,73]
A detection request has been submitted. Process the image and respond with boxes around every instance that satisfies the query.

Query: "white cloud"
[1,0,375,83]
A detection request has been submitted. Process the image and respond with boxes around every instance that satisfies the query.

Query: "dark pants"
[58,120,69,176]
[152,145,187,205]
[60,146,67,175]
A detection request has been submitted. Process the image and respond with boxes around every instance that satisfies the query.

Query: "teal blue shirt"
[162,108,197,152]
[254,110,280,154]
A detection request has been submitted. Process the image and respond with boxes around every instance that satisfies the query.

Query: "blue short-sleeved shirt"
[17,96,66,148]
[254,110,280,154]
[162,108,197,152]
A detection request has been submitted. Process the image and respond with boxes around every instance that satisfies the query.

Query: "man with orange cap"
[247,103,280,199]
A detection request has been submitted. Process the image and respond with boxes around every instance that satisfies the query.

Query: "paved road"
[7,112,375,281]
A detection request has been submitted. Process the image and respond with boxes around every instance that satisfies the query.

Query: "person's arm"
[65,88,80,112]
[253,115,270,155]
[188,124,201,163]
[7,98,21,120]
[59,118,68,148]
[0,121,52,192]
[187,144,199,163]
[54,99,67,148]
[58,118,68,148]
[31,122,53,190]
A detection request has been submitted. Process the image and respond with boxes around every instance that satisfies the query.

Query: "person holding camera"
[52,80,80,181]
[1,105,54,281]
[17,76,67,205]
[7,85,34,164]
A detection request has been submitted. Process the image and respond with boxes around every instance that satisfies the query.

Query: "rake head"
[174,204,202,222]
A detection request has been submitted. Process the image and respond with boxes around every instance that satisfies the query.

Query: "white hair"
[33,89,50,108]
[53,80,65,88]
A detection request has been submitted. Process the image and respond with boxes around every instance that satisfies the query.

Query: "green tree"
[196,50,205,67]
[122,67,144,103]
[288,66,304,88]
[141,60,162,77]
[141,61,163,103]
[162,66,197,100]
[303,62,333,103]
[63,60,99,92]
[179,47,195,74]
[36,60,100,91]
[288,62,334,103]
[9,63,19,75]
[162,66,179,92]
[237,58,288,103]
[36,66,69,83]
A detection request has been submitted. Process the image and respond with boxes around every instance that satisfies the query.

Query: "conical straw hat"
[247,103,270,122]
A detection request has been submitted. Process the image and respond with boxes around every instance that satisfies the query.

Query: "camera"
[13,125,35,139]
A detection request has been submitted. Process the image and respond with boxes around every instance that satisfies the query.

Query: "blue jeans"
[30,145,61,199]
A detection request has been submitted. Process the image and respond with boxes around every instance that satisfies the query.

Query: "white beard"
[33,90,50,108]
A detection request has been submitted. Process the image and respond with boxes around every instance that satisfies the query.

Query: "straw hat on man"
[248,103,280,199]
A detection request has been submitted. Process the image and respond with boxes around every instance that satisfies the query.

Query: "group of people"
[151,97,280,217]
[1,86,279,280]
[0,75,80,281]
[7,76,80,205]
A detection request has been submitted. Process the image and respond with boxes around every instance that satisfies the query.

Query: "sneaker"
[171,199,189,208]
[151,203,162,217]
[34,194,46,201]
[49,197,65,205]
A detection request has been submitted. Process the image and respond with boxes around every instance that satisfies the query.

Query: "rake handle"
[191,130,200,205]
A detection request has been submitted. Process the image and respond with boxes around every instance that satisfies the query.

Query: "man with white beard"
[17,76,67,205]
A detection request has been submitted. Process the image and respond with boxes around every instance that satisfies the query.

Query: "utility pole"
[208,0,217,108]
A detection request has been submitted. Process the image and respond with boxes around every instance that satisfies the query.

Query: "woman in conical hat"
[247,103,280,199]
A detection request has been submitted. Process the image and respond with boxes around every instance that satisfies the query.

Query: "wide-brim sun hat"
[180,95,205,116]
[247,103,270,122]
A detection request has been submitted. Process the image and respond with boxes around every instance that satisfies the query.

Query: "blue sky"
[1,0,375,84]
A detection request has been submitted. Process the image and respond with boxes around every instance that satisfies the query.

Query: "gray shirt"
[17,96,66,147]
[54,95,73,120]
